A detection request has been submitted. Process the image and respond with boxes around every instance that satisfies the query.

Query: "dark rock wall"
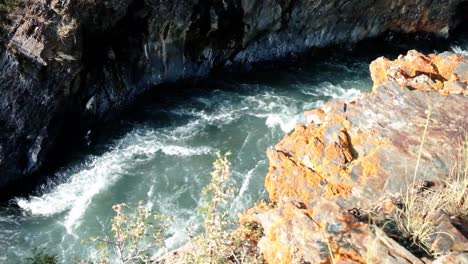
[0,0,466,189]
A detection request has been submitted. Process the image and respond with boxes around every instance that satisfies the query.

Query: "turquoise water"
[1,33,467,263]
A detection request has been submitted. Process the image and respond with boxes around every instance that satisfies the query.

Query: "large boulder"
[242,200,425,264]
[371,50,468,94]
[242,51,468,263]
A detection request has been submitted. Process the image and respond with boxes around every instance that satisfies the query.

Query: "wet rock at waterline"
[1,0,467,190]
[242,51,468,263]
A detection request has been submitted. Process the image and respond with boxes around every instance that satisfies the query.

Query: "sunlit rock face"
[265,51,468,208]
[0,0,465,189]
[242,51,468,263]
[371,50,468,94]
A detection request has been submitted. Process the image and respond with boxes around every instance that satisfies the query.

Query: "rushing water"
[1,33,467,263]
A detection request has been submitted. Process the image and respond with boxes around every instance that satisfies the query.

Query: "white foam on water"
[163,214,200,251]
[147,186,203,258]
[237,160,264,199]
[166,103,248,142]
[451,45,468,56]
[264,113,301,132]
[15,129,212,233]
[145,185,155,210]
[231,160,267,214]
[3,60,374,262]
[240,92,306,132]
[171,105,247,128]
[241,82,365,133]
[159,145,211,156]
[173,88,321,133]
[301,82,363,102]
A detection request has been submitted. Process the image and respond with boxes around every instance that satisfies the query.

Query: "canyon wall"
[0,0,466,189]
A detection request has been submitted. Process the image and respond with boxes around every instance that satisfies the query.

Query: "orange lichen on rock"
[241,50,468,264]
[350,150,382,185]
[240,201,275,225]
[248,200,424,264]
[304,109,326,125]
[265,150,324,203]
[264,51,467,209]
[265,120,358,204]
[370,50,467,95]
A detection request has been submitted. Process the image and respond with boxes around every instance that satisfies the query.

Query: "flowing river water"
[1,33,467,263]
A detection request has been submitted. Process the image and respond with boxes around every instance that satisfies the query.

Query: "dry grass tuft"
[394,185,445,254]
[361,105,467,258]
[441,136,468,221]
[393,134,467,256]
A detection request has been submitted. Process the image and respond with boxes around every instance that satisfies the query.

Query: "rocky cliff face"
[0,0,466,189]
[241,50,468,263]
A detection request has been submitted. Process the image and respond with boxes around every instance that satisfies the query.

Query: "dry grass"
[84,152,265,264]
[393,107,437,254]
[393,129,467,256]
[393,185,447,254]
[394,133,468,255]
[361,105,468,258]
[86,202,172,264]
[0,0,20,12]
[57,19,77,39]
[441,136,468,220]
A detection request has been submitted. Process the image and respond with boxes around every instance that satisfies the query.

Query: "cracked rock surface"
[241,51,468,263]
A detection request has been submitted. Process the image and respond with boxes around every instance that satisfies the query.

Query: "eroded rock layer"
[0,0,467,189]
[242,51,468,263]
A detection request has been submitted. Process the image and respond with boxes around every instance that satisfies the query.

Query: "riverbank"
[1,0,467,193]
[160,49,468,264]
[239,50,468,263]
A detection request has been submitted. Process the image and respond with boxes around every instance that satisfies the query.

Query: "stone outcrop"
[371,50,468,95]
[241,51,468,263]
[242,201,426,264]
[1,0,467,190]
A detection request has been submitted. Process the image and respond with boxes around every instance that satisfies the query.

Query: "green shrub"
[0,0,20,17]
[26,248,58,264]
[0,0,20,37]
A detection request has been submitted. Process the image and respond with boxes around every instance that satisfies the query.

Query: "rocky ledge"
[1,0,468,191]
[241,51,468,263]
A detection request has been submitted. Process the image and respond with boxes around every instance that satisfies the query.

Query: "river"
[1,32,467,263]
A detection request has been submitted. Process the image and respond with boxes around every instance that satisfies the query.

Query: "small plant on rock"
[88,202,171,263]
[181,152,264,263]
[88,152,264,264]
[362,109,467,258]
[0,0,20,22]
[196,151,237,263]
